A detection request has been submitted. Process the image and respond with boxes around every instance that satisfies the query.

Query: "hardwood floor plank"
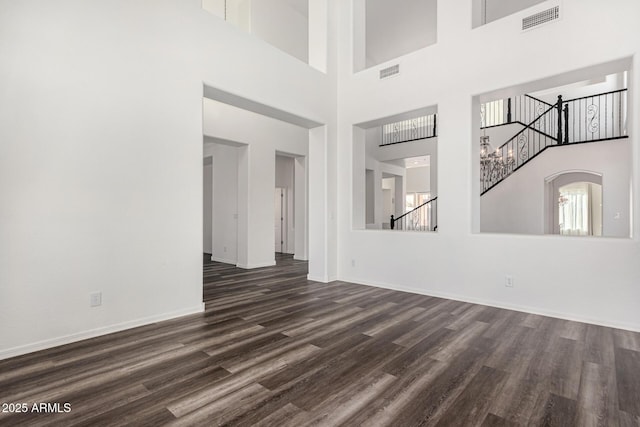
[283,371,396,427]
[435,365,508,426]
[481,412,520,426]
[528,392,578,426]
[576,361,619,426]
[584,324,616,367]
[616,346,640,417]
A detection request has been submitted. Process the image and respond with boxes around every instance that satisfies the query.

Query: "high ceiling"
[365,0,437,68]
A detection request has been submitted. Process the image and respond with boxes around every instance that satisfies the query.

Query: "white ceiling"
[405,155,430,168]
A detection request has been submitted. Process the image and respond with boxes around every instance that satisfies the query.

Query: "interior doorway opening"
[275,152,307,260]
[546,171,603,236]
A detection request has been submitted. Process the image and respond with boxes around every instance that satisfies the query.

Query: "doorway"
[547,172,603,236]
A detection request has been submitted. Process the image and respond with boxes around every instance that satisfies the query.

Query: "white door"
[274,188,286,253]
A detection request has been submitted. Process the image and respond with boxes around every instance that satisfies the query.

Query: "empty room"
[1,0,639,425]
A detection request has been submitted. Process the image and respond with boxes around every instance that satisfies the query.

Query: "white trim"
[211,256,237,265]
[236,261,276,269]
[343,276,640,333]
[0,303,205,361]
[307,274,330,283]
[294,254,309,261]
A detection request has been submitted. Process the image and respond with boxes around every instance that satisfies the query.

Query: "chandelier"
[480,134,515,188]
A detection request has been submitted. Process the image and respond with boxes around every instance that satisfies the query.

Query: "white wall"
[203,158,213,253]
[203,0,252,32]
[362,0,437,69]
[204,141,240,265]
[529,72,627,105]
[202,0,225,19]
[203,0,312,66]
[276,155,295,188]
[365,169,375,224]
[406,166,430,194]
[0,0,333,359]
[481,139,631,237]
[484,0,547,25]
[252,0,309,63]
[336,0,640,332]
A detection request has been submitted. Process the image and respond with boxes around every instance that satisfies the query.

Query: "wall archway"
[545,171,603,235]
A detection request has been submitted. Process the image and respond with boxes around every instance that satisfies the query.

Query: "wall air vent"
[379,64,400,79]
[522,6,560,31]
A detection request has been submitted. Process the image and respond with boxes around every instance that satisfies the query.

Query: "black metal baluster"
[563,105,569,144]
[433,114,437,137]
[598,95,601,140]
[619,91,622,136]
[573,101,576,143]
[606,94,609,139]
[556,95,563,143]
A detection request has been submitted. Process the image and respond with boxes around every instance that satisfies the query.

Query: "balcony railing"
[381,114,437,146]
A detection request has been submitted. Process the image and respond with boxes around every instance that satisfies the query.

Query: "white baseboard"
[237,261,276,269]
[293,255,308,261]
[343,276,640,333]
[0,303,206,361]
[307,274,330,283]
[211,256,237,265]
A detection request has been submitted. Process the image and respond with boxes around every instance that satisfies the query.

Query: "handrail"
[524,94,553,107]
[481,93,554,129]
[564,88,627,103]
[481,88,629,195]
[495,102,558,151]
[381,114,437,146]
[394,196,437,223]
[390,196,438,231]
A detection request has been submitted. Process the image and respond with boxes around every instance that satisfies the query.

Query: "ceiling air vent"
[380,64,400,80]
[522,6,560,31]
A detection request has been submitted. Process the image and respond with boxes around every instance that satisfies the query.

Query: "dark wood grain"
[0,253,638,426]
[616,346,640,417]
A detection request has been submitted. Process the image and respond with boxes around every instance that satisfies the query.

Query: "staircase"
[390,196,438,231]
[480,89,628,194]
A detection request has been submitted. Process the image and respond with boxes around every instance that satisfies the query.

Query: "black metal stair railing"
[381,114,437,146]
[481,102,558,193]
[562,89,627,144]
[481,94,553,129]
[481,89,628,195]
[390,196,438,232]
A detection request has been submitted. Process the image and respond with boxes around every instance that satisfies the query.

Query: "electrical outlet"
[351,259,356,267]
[224,246,227,253]
[90,292,102,307]
[505,276,514,288]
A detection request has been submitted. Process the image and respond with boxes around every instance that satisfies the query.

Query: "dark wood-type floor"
[1,254,639,426]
